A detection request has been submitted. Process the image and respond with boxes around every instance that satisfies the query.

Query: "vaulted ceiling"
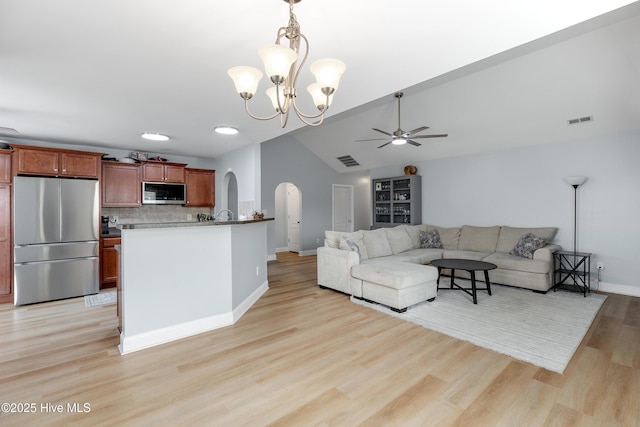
[1,1,639,172]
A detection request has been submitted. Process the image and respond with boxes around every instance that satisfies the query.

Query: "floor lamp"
[564,176,587,253]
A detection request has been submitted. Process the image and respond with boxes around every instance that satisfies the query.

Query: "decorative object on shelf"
[564,176,587,253]
[228,0,346,128]
[404,165,417,175]
[129,151,149,161]
[252,211,264,220]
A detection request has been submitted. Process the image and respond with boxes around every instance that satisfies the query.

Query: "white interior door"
[332,184,354,232]
[287,184,300,253]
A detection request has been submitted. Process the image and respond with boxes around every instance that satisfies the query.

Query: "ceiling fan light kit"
[228,0,346,128]
[355,92,448,148]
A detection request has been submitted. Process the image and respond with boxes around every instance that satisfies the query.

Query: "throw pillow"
[510,233,546,259]
[420,229,443,249]
[344,238,360,256]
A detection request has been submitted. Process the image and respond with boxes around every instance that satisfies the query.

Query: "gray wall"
[261,135,370,255]
[372,131,640,292]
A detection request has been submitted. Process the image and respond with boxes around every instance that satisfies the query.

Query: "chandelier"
[228,0,346,128]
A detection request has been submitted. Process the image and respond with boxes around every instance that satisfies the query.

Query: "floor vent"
[567,115,593,126]
[337,155,360,167]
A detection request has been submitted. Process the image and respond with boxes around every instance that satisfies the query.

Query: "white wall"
[261,135,370,256]
[372,131,640,291]
[210,142,261,214]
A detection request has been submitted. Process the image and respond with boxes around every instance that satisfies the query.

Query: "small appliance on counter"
[101,215,110,234]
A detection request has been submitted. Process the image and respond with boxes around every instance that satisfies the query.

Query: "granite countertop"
[101,227,121,238]
[119,217,274,230]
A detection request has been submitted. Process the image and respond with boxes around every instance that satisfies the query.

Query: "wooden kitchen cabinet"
[142,162,186,183]
[185,168,215,207]
[13,145,102,178]
[101,162,141,207]
[100,236,121,289]
[0,150,12,303]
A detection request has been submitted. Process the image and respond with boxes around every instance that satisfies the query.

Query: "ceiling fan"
[355,92,448,148]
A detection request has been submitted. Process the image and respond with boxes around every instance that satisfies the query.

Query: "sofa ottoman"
[351,262,439,312]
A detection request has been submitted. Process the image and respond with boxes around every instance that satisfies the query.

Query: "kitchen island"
[117,218,272,354]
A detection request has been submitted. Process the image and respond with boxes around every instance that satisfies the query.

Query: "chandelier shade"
[258,44,298,83]
[310,58,346,94]
[227,0,345,127]
[307,83,334,110]
[227,66,263,99]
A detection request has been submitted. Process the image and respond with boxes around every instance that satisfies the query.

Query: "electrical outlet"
[256,266,259,276]
[597,262,605,270]
[316,237,320,244]
[187,214,192,221]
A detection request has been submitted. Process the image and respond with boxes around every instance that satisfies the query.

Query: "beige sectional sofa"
[317,224,560,311]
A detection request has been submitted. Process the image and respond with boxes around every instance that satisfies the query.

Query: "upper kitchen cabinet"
[101,162,141,207]
[13,145,102,178]
[0,150,11,183]
[185,168,215,207]
[142,162,186,183]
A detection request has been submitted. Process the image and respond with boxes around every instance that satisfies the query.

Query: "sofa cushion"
[420,229,443,248]
[351,262,438,290]
[495,226,558,254]
[442,249,490,261]
[385,226,414,254]
[362,228,393,258]
[403,224,428,249]
[510,233,546,259]
[427,225,461,250]
[326,230,362,248]
[457,225,501,253]
[483,252,551,275]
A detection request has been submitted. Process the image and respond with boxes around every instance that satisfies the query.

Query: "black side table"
[553,251,591,297]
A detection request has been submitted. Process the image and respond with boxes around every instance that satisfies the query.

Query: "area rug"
[351,283,606,373]
[84,290,116,307]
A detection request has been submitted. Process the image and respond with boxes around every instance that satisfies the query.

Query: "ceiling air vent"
[567,115,593,126]
[337,155,360,167]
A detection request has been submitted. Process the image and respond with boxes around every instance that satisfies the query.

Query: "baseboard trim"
[119,281,269,355]
[298,249,318,257]
[596,281,640,297]
[233,280,269,322]
[275,247,288,253]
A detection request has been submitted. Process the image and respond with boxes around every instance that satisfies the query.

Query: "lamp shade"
[258,44,297,82]
[310,58,346,94]
[564,176,587,186]
[392,138,407,145]
[266,86,286,112]
[307,83,334,110]
[228,66,263,98]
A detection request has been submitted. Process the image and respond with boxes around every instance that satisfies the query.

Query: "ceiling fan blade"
[377,141,393,149]
[372,128,393,136]
[354,138,393,142]
[406,126,429,136]
[406,140,422,147]
[411,134,448,139]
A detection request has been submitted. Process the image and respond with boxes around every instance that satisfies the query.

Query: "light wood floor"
[1,252,639,426]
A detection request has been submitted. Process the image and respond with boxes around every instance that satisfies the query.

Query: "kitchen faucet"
[216,209,234,221]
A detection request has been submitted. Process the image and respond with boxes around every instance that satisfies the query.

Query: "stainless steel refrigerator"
[13,176,99,305]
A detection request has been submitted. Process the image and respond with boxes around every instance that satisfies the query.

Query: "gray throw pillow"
[344,238,360,256]
[510,233,546,259]
[420,229,443,249]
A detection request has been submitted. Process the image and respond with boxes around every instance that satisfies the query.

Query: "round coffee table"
[430,258,497,304]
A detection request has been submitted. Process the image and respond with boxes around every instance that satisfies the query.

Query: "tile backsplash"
[102,205,214,225]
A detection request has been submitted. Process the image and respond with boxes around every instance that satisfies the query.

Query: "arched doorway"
[274,182,301,253]
[221,171,238,219]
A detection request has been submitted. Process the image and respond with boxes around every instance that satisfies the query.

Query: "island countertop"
[119,217,273,230]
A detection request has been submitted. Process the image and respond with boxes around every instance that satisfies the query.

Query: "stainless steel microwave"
[142,181,186,205]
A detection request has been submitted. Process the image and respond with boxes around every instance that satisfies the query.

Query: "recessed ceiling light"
[141,132,169,141]
[214,126,239,135]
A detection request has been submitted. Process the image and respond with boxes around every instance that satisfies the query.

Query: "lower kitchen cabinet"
[100,236,121,289]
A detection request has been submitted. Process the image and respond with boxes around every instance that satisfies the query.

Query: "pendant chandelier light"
[228,0,346,128]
